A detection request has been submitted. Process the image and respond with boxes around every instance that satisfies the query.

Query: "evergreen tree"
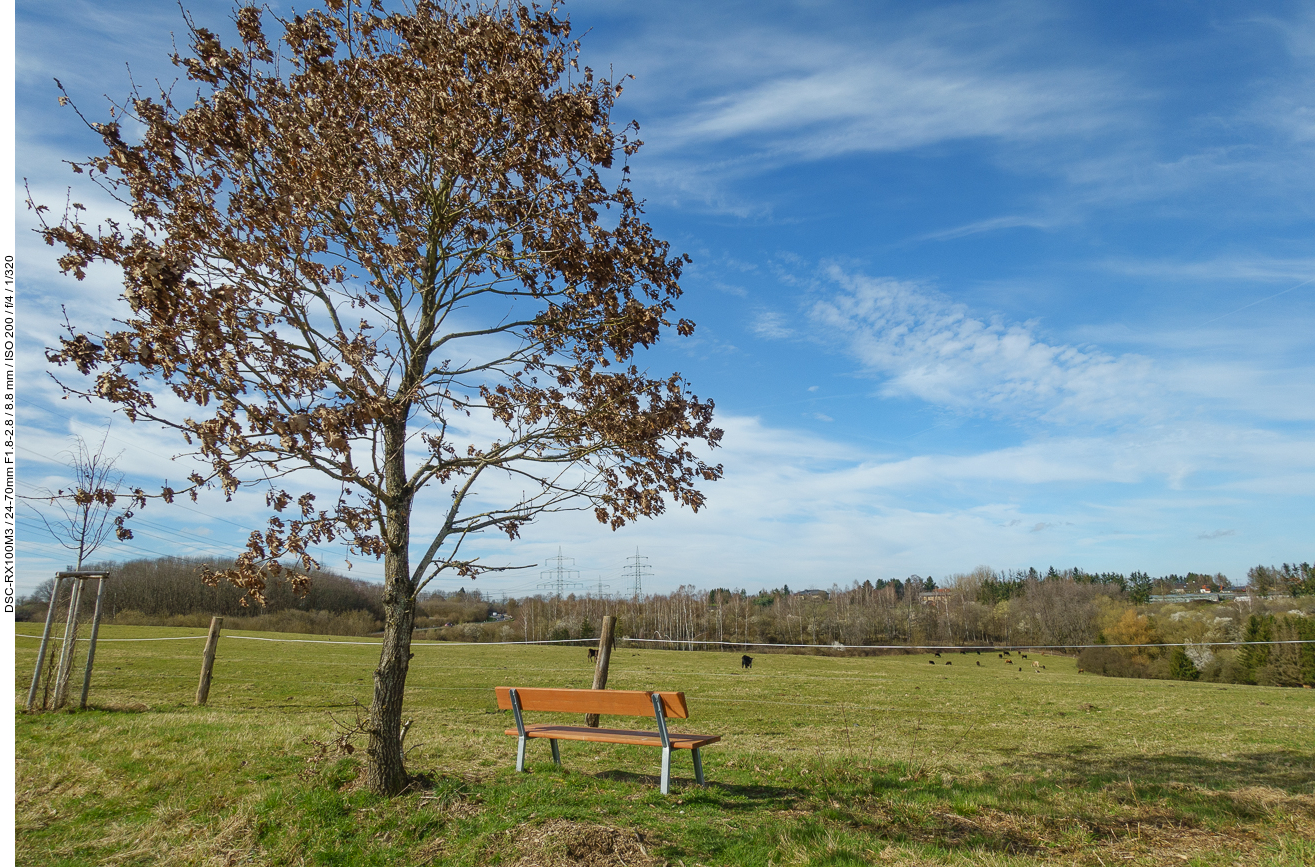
[1128,571,1152,605]
[1169,646,1200,681]
[1238,614,1274,684]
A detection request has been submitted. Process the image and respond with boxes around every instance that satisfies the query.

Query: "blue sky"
[14,0,1315,597]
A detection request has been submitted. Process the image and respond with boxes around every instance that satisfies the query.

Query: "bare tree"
[22,428,133,709]
[36,0,721,794]
[24,428,133,571]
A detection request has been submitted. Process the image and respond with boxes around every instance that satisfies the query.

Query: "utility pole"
[624,548,652,601]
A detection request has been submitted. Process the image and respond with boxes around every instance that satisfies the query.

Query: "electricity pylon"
[537,547,584,598]
[624,548,652,601]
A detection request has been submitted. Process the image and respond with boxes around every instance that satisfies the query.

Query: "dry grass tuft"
[507,820,662,867]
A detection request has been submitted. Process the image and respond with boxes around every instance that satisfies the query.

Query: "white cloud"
[471,408,1315,593]
[625,0,1123,164]
[910,214,1063,243]
[808,268,1156,423]
[749,310,794,339]
[666,54,1113,161]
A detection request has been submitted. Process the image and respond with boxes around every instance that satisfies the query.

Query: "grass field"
[14,625,1315,866]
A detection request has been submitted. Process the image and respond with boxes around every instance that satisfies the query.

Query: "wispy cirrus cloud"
[663,51,1117,162]
[623,0,1126,162]
[749,310,794,340]
[807,268,1155,424]
[591,0,1134,216]
[909,214,1064,243]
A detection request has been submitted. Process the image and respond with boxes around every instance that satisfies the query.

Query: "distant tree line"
[1247,563,1315,597]
[16,557,386,635]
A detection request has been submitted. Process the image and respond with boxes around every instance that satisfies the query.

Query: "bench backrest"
[494,687,690,719]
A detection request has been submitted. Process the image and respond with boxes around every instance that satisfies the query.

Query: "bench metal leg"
[693,748,705,787]
[660,746,672,794]
[516,736,527,773]
[550,739,561,765]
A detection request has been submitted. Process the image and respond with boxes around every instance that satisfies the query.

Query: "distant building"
[1148,592,1236,604]
[920,588,956,606]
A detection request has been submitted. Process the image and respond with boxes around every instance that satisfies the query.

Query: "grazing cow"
[588,648,598,660]
[1078,668,1085,674]
[1021,653,1028,659]
[976,651,981,656]
[934,651,941,658]
[741,655,753,670]
[1003,651,1011,657]
[976,661,981,666]
[998,653,1003,658]
[929,660,936,665]
[1006,659,1013,664]
[945,661,952,666]
[1032,660,1040,672]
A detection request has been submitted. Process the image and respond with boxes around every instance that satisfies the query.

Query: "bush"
[1077,646,1154,679]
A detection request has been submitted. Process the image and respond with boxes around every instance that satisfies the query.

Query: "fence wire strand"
[15,632,1315,650]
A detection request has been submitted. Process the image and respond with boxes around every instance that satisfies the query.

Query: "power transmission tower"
[537,547,583,598]
[593,573,611,598]
[624,548,652,601]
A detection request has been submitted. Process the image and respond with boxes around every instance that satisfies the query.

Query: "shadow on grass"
[845,748,1315,840]
[590,770,806,806]
[1001,749,1315,803]
[20,703,154,715]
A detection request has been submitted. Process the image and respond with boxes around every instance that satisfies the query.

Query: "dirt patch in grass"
[507,820,661,867]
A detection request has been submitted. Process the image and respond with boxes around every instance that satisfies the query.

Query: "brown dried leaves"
[38,0,721,601]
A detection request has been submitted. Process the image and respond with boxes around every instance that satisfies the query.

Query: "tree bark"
[365,420,417,796]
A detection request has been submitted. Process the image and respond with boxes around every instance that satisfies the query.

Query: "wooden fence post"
[196,616,223,706]
[78,576,110,710]
[51,578,85,709]
[585,615,616,728]
[26,575,66,711]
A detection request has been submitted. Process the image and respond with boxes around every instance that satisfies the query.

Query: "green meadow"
[14,625,1315,866]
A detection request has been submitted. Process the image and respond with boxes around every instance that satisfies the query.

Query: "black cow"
[741,655,753,670]
[588,648,598,660]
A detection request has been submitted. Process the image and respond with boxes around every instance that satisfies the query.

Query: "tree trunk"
[366,572,416,794]
[365,420,416,796]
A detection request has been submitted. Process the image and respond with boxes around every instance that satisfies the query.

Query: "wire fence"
[15,632,1315,650]
[16,629,1315,719]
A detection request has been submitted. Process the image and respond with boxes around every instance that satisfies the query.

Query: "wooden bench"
[494,687,720,794]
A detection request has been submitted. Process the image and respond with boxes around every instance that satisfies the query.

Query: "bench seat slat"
[504,724,721,749]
